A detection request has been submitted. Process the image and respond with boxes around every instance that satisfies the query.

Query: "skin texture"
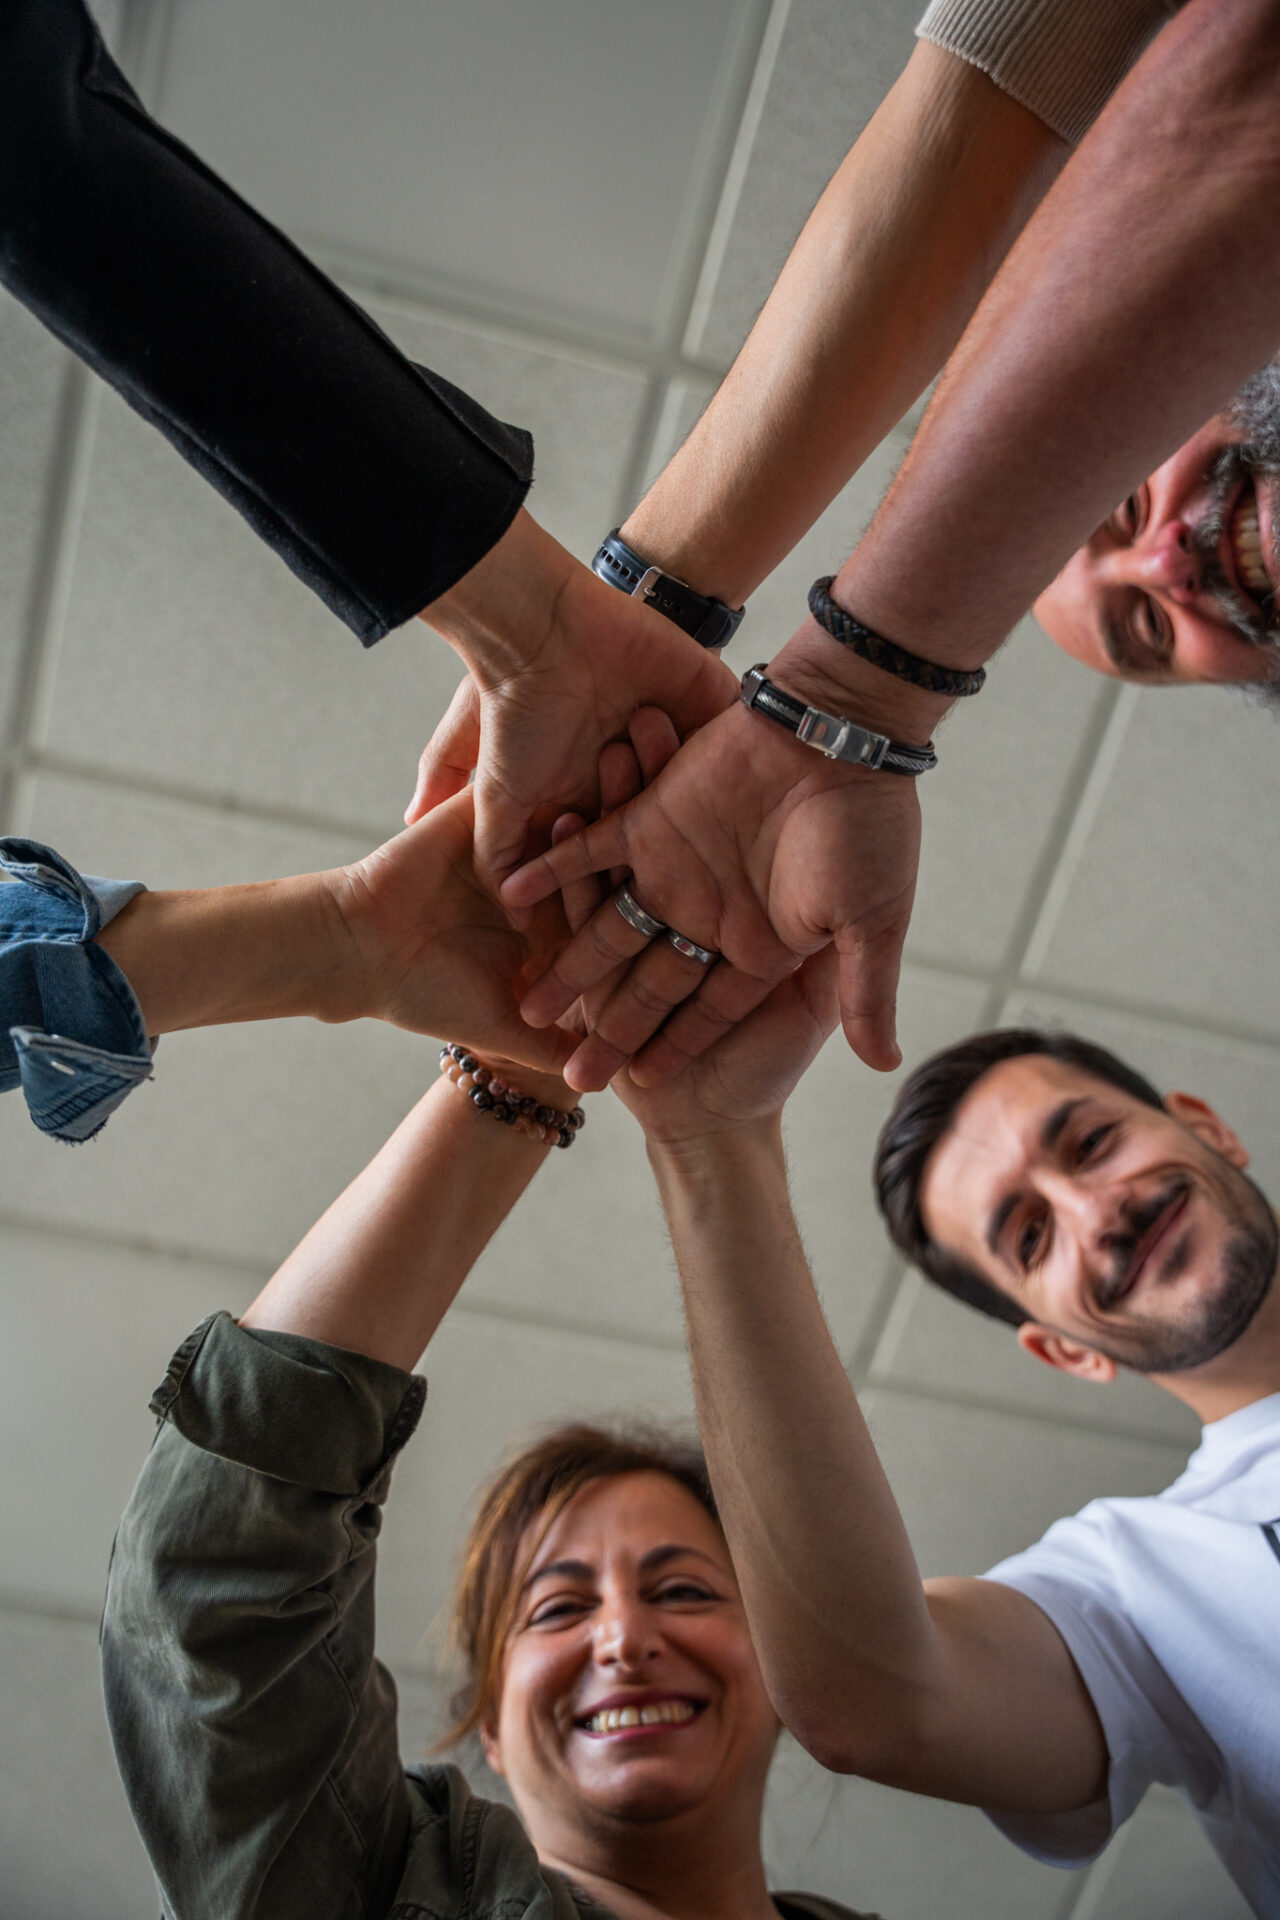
[94,788,576,1073]
[920,1056,1280,1421]
[505,0,1280,1085]
[1034,414,1280,685]
[482,1473,781,1920]
[422,43,1064,1081]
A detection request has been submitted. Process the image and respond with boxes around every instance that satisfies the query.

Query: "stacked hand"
[547,714,841,1138]
[409,510,737,882]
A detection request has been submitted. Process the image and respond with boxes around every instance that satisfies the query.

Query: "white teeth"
[1230,494,1272,594]
[582,1700,698,1733]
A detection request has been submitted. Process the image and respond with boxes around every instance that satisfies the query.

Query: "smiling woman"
[100,1032,874,1920]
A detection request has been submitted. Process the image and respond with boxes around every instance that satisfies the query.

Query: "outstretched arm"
[505,0,1280,1081]
[618,39,1066,610]
[104,1028,578,1917]
[615,1006,1106,1814]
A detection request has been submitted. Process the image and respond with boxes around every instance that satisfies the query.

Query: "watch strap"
[739,665,937,775]
[593,530,745,651]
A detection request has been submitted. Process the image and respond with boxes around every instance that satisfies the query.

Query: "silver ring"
[613,883,666,940]
[667,929,718,966]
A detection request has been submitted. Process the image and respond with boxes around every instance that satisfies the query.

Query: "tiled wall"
[0,1,1262,1914]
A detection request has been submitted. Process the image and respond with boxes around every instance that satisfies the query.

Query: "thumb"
[405,675,481,825]
[835,919,908,1072]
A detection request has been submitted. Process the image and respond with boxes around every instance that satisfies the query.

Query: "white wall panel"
[156,0,742,346]
[689,0,924,364]
[1025,686,1280,1037]
[0,1610,154,1918]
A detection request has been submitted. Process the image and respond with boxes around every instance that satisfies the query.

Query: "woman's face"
[482,1471,777,1839]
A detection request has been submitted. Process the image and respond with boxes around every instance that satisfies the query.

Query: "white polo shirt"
[982,1392,1280,1917]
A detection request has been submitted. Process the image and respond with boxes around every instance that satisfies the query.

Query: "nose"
[1041,1172,1124,1267]
[1110,518,1201,603]
[593,1592,660,1670]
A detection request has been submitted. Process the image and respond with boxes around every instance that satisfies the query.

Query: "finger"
[597,739,644,890]
[473,775,538,902]
[405,674,480,824]
[560,940,725,1092]
[517,886,660,1027]
[627,706,682,784]
[628,958,790,1085]
[501,807,633,910]
[835,919,908,1072]
[552,811,602,936]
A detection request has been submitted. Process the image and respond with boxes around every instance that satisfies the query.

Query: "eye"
[1140,595,1172,661]
[1076,1122,1116,1163]
[652,1579,717,1605]
[1111,491,1145,540]
[527,1594,593,1628]
[1016,1213,1046,1267]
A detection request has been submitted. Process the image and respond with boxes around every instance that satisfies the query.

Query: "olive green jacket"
[102,1313,881,1920]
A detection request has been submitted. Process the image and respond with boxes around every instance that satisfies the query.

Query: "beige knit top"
[916,0,1184,144]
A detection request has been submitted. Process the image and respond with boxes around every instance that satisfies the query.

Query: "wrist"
[770,618,953,747]
[95,875,348,1035]
[645,1113,783,1167]
[417,508,575,684]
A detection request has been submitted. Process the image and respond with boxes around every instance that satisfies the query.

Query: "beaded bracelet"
[438,1043,585,1149]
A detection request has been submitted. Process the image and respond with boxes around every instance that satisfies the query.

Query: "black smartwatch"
[592,530,745,651]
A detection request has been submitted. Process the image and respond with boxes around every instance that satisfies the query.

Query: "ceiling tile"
[38,303,647,827]
[0,1610,154,1917]
[689,0,924,365]
[872,1271,1202,1447]
[784,963,992,1357]
[1025,684,1280,1037]
[861,1386,1188,1578]
[763,1742,1085,1920]
[0,1221,258,1613]
[155,0,742,347]
[0,293,72,752]
[1078,1786,1252,1919]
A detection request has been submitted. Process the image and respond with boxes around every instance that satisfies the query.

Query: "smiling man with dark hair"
[656,1022,1280,1913]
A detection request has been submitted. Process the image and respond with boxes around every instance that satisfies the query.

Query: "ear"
[1163,1091,1249,1169]
[479,1720,505,1778]
[1017,1321,1117,1384]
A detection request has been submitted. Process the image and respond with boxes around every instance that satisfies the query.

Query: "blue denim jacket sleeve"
[0,837,153,1141]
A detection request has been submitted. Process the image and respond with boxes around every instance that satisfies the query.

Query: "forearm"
[648,1122,938,1769]
[241,1068,576,1371]
[93,872,354,1035]
[1,0,529,645]
[833,0,1280,664]
[622,43,1066,607]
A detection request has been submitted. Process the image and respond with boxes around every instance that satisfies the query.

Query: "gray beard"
[1189,360,1280,707]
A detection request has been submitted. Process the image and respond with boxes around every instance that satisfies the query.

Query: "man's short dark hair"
[873,1029,1165,1328]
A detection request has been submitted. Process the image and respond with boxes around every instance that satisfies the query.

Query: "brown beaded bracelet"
[438,1044,584,1149]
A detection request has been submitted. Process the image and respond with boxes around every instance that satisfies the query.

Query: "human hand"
[322,789,575,1073]
[409,510,737,885]
[499,695,920,1089]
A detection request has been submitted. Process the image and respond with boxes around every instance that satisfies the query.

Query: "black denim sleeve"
[0,0,533,644]
[101,1313,428,1920]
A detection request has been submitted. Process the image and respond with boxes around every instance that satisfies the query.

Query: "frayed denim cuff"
[0,837,152,1140]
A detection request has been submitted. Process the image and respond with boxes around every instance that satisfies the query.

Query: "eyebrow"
[983,1097,1089,1262]
[521,1543,721,1595]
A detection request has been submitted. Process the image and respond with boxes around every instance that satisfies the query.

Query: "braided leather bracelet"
[808,577,986,698]
[439,1044,584,1148]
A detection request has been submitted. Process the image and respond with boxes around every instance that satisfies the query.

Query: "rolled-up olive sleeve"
[102,1313,427,1920]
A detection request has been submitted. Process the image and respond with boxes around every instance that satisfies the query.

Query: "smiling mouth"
[578,1699,703,1735]
[1109,1188,1190,1308]
[1227,479,1275,604]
